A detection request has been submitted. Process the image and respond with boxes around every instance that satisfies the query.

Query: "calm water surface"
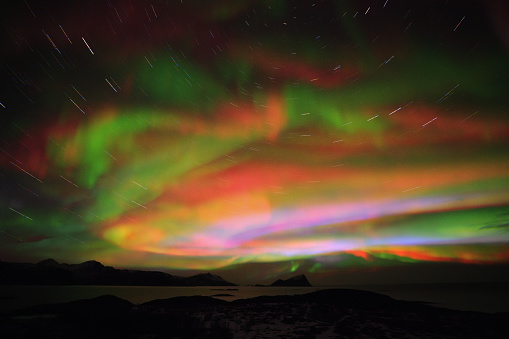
[1,283,508,313]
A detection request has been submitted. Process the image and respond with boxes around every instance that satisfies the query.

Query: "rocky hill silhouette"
[4,289,508,338]
[269,274,312,287]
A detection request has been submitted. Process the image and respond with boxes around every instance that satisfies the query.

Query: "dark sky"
[1,0,509,285]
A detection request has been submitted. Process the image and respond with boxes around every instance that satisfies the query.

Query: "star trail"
[1,0,508,283]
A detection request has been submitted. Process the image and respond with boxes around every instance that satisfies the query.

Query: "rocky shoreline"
[2,289,508,338]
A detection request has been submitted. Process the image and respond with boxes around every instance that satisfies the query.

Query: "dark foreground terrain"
[2,289,508,338]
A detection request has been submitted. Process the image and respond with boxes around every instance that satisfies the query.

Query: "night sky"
[1,0,509,285]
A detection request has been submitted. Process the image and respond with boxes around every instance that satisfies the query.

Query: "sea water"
[0,283,508,313]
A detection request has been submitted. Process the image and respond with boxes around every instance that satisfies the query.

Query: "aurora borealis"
[1,0,509,285]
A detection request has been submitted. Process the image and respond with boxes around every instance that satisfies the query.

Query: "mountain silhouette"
[0,259,236,286]
[270,274,312,287]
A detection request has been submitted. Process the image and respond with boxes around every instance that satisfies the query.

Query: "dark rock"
[35,259,60,267]
[5,289,509,339]
[270,274,312,287]
[13,295,133,317]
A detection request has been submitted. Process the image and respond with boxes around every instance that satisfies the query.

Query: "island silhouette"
[269,274,312,287]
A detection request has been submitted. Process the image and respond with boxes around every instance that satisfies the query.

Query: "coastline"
[1,282,509,314]
[2,288,508,338]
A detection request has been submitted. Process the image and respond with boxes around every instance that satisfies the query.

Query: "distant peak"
[191,273,223,280]
[290,274,306,279]
[36,258,60,266]
[82,260,102,265]
[77,260,104,268]
[270,274,312,287]
[185,272,237,286]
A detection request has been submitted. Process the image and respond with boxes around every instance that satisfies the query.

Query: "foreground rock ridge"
[0,259,237,286]
[2,289,508,338]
